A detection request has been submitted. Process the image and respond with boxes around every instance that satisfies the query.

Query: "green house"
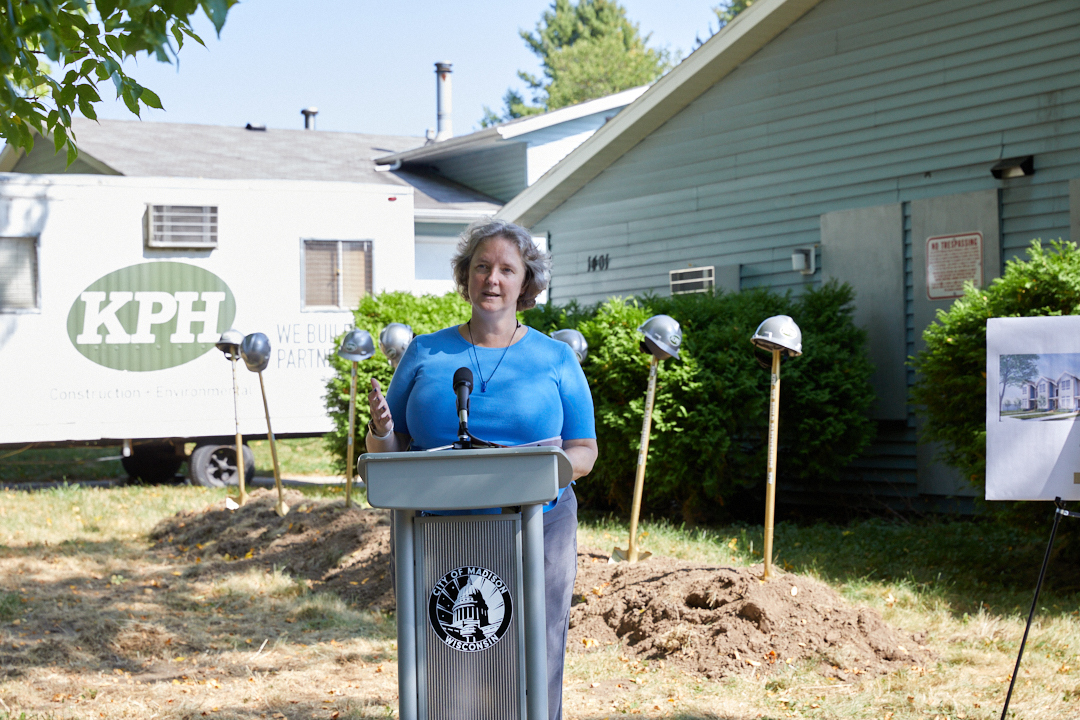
[500,0,1080,507]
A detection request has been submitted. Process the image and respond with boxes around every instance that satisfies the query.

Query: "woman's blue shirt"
[384,326,596,510]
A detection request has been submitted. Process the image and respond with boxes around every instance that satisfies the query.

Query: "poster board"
[986,316,1080,501]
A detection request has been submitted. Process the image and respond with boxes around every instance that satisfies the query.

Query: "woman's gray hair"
[451,217,551,310]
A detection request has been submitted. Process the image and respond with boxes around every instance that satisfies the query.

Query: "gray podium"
[358,446,573,720]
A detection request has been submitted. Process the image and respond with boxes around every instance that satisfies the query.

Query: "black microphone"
[453,367,473,444]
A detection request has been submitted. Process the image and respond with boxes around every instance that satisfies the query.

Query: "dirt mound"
[151,494,929,682]
[150,489,395,610]
[570,547,931,681]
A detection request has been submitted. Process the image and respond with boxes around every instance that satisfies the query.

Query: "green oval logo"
[66,262,237,371]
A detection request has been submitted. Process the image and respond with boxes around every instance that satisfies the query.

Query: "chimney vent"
[301,107,319,130]
[435,62,452,141]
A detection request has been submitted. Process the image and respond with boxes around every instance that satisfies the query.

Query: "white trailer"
[0,173,415,483]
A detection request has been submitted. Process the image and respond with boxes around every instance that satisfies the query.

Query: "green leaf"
[200,0,232,35]
[57,83,77,107]
[76,83,101,104]
[104,33,123,57]
[120,86,140,115]
[77,97,98,120]
[139,87,162,109]
[53,125,67,154]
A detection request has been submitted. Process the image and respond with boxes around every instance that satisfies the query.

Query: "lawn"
[0,438,342,488]
[0,482,1077,719]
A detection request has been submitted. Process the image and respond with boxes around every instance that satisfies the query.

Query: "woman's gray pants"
[543,486,578,720]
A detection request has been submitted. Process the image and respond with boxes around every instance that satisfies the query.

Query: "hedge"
[326,282,876,523]
[524,282,876,521]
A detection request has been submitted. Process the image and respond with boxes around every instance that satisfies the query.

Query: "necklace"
[467,320,520,393]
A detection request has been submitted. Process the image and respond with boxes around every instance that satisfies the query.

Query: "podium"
[359,446,573,720]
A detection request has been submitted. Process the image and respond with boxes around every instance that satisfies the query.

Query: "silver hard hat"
[240,332,271,373]
[379,323,413,368]
[337,329,375,362]
[638,314,682,360]
[551,328,588,364]
[215,329,244,358]
[751,315,803,357]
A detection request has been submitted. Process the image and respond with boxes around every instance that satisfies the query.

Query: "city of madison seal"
[428,566,513,652]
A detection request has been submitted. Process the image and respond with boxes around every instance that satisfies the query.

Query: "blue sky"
[90,0,721,138]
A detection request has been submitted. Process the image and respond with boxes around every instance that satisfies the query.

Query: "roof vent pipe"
[435,62,452,142]
[301,107,318,130]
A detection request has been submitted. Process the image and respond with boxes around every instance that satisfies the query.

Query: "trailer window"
[0,237,38,311]
[303,240,372,310]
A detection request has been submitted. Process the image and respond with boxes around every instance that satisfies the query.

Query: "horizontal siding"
[539,0,1080,307]
[536,0,1080,502]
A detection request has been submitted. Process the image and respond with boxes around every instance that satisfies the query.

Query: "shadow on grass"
[0,533,395,678]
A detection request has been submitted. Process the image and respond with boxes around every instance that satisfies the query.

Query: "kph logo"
[66,262,236,371]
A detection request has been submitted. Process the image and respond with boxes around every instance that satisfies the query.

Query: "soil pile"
[151,493,930,681]
[570,547,931,680]
[150,489,395,610]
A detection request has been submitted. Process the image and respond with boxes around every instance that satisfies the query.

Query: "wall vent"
[146,205,218,249]
[670,266,714,295]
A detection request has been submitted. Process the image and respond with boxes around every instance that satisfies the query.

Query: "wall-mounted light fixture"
[991,156,1034,179]
[792,247,815,275]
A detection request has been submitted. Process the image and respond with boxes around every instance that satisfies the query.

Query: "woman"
[366,217,598,720]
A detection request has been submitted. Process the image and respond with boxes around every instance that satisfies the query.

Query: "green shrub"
[327,284,874,522]
[523,281,876,522]
[324,291,471,473]
[911,239,1080,500]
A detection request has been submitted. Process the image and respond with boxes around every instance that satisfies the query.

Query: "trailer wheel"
[121,442,184,484]
[189,443,255,488]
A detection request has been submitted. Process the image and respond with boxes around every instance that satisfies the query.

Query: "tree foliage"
[997,354,1038,413]
[696,0,754,46]
[911,239,1080,494]
[482,0,670,126]
[0,0,236,163]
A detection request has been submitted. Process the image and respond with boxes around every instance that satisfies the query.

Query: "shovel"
[256,371,289,517]
[228,350,248,507]
[612,355,659,563]
[344,359,358,508]
[762,348,781,580]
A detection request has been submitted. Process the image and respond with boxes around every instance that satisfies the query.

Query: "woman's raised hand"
[367,378,394,436]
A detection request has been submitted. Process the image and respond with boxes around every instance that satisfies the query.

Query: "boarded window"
[303,240,372,310]
[0,237,38,311]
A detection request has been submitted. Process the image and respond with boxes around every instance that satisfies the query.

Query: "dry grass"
[1,487,1079,719]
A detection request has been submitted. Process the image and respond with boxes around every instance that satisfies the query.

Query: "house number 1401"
[587,254,610,272]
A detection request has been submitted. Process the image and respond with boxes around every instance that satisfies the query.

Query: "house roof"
[0,118,502,216]
[374,86,648,167]
[497,0,823,228]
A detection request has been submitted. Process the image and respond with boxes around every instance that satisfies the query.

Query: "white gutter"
[413,208,498,223]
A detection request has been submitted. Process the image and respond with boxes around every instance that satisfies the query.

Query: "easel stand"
[1000,497,1077,720]
[359,446,572,720]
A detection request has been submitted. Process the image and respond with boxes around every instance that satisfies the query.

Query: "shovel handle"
[763,349,781,580]
[627,355,659,563]
[345,361,358,508]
